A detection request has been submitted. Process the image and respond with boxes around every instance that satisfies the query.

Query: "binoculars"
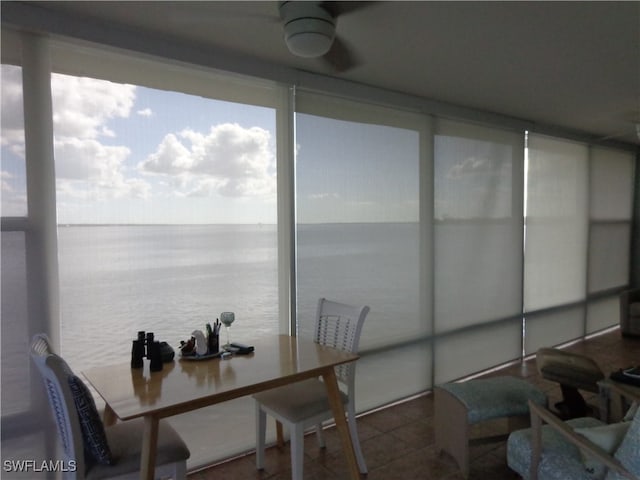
[131,331,163,371]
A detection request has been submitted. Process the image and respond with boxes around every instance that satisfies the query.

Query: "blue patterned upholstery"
[605,409,640,480]
[68,374,114,465]
[507,416,605,480]
[439,376,547,424]
[507,409,640,480]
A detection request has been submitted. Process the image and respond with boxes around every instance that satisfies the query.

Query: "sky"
[1,63,513,225]
[1,64,425,224]
[2,65,280,224]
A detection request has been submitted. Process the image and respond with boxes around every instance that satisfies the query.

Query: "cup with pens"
[207,320,221,355]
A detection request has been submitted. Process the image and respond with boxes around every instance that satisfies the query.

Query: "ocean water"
[57,224,277,371]
[57,223,421,372]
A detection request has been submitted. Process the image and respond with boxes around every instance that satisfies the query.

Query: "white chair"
[31,332,55,356]
[30,334,190,480]
[253,298,370,480]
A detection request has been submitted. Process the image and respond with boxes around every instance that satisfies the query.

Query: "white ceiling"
[4,1,640,146]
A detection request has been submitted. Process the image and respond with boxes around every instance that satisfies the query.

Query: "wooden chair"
[30,334,190,479]
[253,298,369,480]
[507,398,638,480]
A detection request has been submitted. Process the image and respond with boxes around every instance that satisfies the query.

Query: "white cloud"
[49,74,151,201]
[1,171,14,193]
[1,65,25,149]
[100,126,116,138]
[137,108,153,117]
[447,156,491,179]
[139,123,276,197]
[0,66,28,212]
[54,138,129,179]
[54,138,150,200]
[51,74,135,141]
[141,133,194,174]
[0,170,28,215]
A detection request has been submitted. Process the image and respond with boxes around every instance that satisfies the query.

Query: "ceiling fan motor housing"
[280,1,336,58]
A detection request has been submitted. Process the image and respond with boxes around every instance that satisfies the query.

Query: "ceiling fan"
[278,1,370,72]
[170,1,369,72]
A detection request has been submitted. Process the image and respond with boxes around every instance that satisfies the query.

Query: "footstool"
[434,376,547,478]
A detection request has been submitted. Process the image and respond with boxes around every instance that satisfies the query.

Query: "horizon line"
[57,221,420,227]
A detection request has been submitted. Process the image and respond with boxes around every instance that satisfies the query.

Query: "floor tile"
[189,328,635,480]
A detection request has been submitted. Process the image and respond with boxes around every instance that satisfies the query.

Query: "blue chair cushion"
[507,416,605,480]
[68,374,114,465]
[439,376,547,424]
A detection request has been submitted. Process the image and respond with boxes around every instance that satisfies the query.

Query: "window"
[524,134,589,353]
[48,48,283,468]
[51,74,279,370]
[1,64,30,417]
[1,64,28,217]
[433,120,524,382]
[1,59,53,465]
[295,92,428,410]
[586,147,635,333]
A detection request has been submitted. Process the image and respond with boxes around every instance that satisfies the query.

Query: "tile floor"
[187,328,640,480]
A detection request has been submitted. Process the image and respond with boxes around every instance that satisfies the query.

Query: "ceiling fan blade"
[322,36,360,72]
[321,1,375,17]
[169,3,279,25]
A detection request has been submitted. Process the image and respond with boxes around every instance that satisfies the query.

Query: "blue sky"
[1,65,426,224]
[295,113,419,223]
[2,67,280,224]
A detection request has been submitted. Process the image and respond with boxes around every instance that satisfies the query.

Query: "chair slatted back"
[31,333,54,357]
[30,335,84,479]
[313,298,369,388]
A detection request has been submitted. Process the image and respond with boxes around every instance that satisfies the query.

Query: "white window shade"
[588,147,634,295]
[586,146,634,334]
[524,135,589,312]
[524,134,589,350]
[524,218,587,309]
[590,147,634,221]
[433,119,524,380]
[295,90,424,130]
[586,296,620,333]
[588,223,631,293]
[1,232,30,417]
[43,38,285,471]
[525,305,586,355]
[295,92,429,409]
[49,38,280,108]
[357,343,432,411]
[435,322,522,384]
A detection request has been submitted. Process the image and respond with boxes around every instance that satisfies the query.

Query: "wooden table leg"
[102,403,117,426]
[322,367,360,480]
[140,415,160,480]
